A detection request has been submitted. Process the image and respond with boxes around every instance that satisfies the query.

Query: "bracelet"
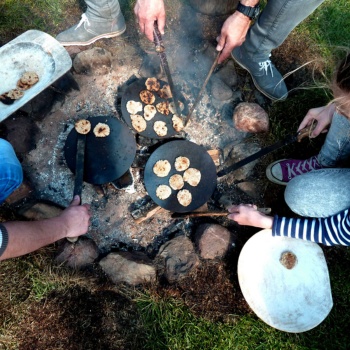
[0,223,9,257]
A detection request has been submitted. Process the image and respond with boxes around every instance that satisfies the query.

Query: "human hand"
[227,204,273,229]
[60,195,91,238]
[216,12,251,63]
[298,104,335,138]
[134,0,166,41]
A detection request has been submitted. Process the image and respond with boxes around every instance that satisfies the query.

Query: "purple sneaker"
[266,156,323,185]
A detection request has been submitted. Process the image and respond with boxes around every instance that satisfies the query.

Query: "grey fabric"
[243,0,326,60]
[85,0,121,22]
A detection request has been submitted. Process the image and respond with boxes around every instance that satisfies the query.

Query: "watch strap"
[236,2,260,20]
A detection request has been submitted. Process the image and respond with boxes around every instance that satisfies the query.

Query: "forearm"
[272,209,350,246]
[0,218,69,260]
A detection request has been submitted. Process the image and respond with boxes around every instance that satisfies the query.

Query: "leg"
[284,168,350,218]
[0,139,23,204]
[244,0,326,59]
[232,0,325,101]
[318,111,350,167]
[56,0,126,46]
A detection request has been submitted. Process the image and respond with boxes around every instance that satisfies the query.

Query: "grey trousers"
[243,0,326,60]
[85,0,121,21]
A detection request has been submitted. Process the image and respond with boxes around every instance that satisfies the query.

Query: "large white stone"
[238,229,333,333]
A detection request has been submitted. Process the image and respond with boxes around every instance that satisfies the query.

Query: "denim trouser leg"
[284,168,350,218]
[317,111,350,167]
[85,0,121,21]
[243,0,326,59]
[0,139,23,204]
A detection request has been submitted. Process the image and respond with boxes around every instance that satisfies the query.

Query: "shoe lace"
[259,59,274,77]
[286,156,320,179]
[75,13,90,30]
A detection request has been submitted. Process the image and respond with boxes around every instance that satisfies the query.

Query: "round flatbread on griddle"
[144,105,157,121]
[183,167,201,186]
[126,100,143,114]
[156,101,170,115]
[93,122,110,137]
[169,174,184,190]
[158,84,172,99]
[145,77,160,91]
[156,184,172,200]
[130,114,147,133]
[75,119,91,135]
[174,156,190,172]
[177,189,192,207]
[153,159,171,177]
[172,115,184,132]
[139,90,156,105]
[17,71,39,90]
[154,120,167,137]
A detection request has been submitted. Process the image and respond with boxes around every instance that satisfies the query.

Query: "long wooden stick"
[184,51,221,126]
[172,208,271,219]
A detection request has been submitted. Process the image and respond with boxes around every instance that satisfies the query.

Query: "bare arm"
[227,204,273,228]
[0,195,90,261]
[134,0,166,41]
[216,0,260,63]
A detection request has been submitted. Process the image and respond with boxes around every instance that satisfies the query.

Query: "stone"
[215,61,238,88]
[55,237,99,269]
[73,47,112,76]
[211,78,233,101]
[99,251,156,285]
[233,102,269,133]
[19,202,64,220]
[237,181,262,199]
[195,224,234,260]
[157,235,200,283]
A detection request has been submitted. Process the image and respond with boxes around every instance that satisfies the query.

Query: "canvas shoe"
[231,46,288,101]
[56,13,126,46]
[266,156,323,185]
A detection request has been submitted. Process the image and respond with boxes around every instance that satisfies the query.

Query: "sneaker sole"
[231,51,288,102]
[59,27,126,47]
[266,159,288,186]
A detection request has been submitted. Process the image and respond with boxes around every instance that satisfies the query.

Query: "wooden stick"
[171,208,271,219]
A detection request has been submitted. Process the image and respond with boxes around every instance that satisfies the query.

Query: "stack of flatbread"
[125,77,185,137]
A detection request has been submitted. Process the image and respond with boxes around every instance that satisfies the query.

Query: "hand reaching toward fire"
[227,204,273,229]
[216,12,251,63]
[134,0,166,41]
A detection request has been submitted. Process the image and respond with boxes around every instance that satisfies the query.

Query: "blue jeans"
[0,139,23,204]
[285,112,350,218]
[243,0,326,60]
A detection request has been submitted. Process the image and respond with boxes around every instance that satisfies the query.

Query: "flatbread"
[174,156,190,172]
[75,119,91,135]
[172,115,184,132]
[153,160,171,177]
[131,114,147,133]
[93,122,110,137]
[169,174,184,190]
[126,100,143,114]
[139,90,155,105]
[144,105,157,121]
[17,71,39,90]
[156,101,170,115]
[145,77,160,91]
[177,189,192,207]
[183,167,201,186]
[4,89,24,100]
[169,101,184,114]
[156,184,172,200]
[158,84,172,99]
[154,120,167,137]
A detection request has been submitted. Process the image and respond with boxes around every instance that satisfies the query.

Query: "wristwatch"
[236,2,260,20]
